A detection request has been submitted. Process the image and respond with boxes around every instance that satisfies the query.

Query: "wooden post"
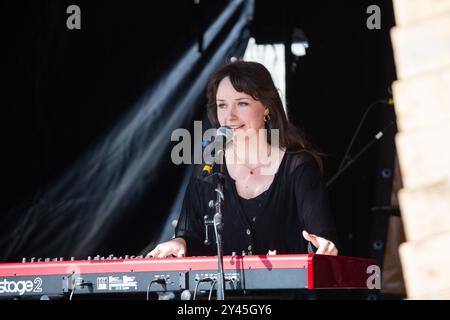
[391,0,450,299]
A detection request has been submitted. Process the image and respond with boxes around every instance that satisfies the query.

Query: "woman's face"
[216,76,267,135]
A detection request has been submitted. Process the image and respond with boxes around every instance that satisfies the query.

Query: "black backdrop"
[1,0,397,262]
[252,0,397,259]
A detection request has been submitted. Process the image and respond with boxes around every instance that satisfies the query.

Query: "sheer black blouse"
[174,150,339,256]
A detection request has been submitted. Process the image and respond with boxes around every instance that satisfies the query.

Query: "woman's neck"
[226,138,273,169]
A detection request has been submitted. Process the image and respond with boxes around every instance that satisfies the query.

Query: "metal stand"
[203,149,226,300]
[326,121,395,189]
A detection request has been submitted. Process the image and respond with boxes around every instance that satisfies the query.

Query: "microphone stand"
[203,128,232,300]
[326,121,395,189]
[203,150,226,300]
[213,148,226,300]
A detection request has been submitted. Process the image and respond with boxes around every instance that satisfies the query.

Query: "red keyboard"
[0,254,378,299]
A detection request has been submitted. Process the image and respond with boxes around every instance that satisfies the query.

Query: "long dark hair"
[206,60,323,173]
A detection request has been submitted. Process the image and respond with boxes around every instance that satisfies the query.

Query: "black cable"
[146,278,166,301]
[193,279,202,300]
[193,278,214,300]
[69,285,76,301]
[208,279,217,300]
[68,279,92,301]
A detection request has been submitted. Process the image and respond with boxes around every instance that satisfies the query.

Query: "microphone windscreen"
[217,126,233,142]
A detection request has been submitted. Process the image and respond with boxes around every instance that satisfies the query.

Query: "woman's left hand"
[302,230,338,255]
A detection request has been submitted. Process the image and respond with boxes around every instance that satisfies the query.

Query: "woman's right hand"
[146,237,186,258]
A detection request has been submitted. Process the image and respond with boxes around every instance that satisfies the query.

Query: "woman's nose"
[227,104,238,120]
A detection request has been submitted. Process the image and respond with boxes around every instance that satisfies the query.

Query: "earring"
[264,112,271,122]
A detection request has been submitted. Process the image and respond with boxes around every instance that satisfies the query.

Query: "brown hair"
[206,60,323,172]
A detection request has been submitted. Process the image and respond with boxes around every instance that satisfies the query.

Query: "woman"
[148,61,339,258]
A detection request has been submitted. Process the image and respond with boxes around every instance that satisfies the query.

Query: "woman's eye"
[238,102,248,107]
[217,104,226,109]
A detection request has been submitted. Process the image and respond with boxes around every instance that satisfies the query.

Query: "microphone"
[202,126,233,176]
